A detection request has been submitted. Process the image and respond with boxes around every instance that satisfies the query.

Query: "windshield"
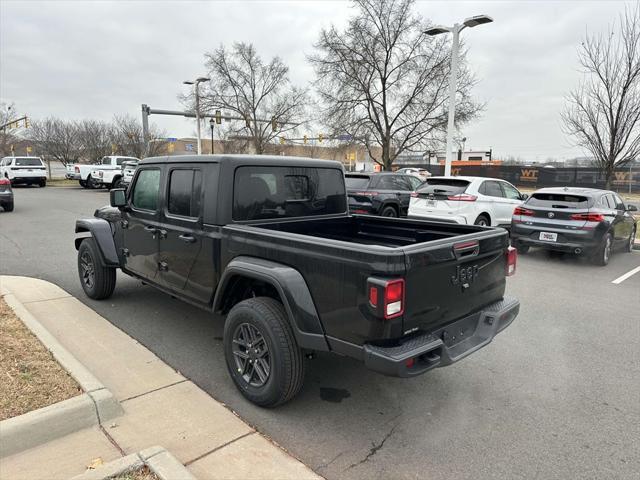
[233,166,347,221]
[417,178,470,195]
[345,175,371,190]
[14,158,43,166]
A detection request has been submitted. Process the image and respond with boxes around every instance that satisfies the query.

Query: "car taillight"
[410,192,418,198]
[513,206,534,216]
[506,246,517,276]
[0,178,10,185]
[368,278,405,319]
[447,193,477,202]
[570,213,605,222]
[75,166,79,173]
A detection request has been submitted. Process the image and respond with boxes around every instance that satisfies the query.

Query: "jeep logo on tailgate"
[451,265,479,289]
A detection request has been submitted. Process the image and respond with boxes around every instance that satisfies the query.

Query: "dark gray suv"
[511,187,637,265]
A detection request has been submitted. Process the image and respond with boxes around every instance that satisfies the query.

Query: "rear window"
[417,178,470,195]
[528,193,590,208]
[345,175,370,190]
[14,158,42,166]
[233,166,347,221]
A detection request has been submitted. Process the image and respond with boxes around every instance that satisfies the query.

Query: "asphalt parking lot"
[1,186,639,480]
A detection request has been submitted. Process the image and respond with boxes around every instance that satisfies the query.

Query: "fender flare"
[213,256,329,352]
[75,218,119,267]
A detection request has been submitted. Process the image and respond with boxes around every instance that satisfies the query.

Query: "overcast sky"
[0,0,634,161]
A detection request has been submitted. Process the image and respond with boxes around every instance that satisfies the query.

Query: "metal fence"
[401,164,640,194]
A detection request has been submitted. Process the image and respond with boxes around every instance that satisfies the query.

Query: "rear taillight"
[410,192,418,198]
[368,278,405,319]
[0,178,10,185]
[506,246,517,276]
[513,206,534,216]
[75,166,80,173]
[447,193,477,202]
[570,213,605,222]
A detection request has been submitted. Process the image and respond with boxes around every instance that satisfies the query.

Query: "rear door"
[499,182,524,223]
[122,167,163,281]
[157,165,206,299]
[373,175,414,215]
[610,193,633,243]
[478,180,510,225]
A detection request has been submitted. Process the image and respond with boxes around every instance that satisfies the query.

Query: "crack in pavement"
[345,424,398,470]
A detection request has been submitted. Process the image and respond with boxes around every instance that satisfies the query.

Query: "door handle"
[157,229,167,239]
[158,261,169,272]
[144,226,157,233]
[178,234,196,243]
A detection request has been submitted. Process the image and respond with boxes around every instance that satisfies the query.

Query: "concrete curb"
[70,446,197,480]
[0,292,124,458]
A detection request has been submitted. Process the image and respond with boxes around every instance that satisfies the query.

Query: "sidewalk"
[0,276,321,480]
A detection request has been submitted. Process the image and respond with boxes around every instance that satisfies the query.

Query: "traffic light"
[271,116,277,132]
[24,117,30,128]
[215,110,222,124]
[26,146,32,154]
[279,137,285,145]
[303,135,308,144]
[318,133,323,143]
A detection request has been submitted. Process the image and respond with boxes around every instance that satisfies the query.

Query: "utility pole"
[183,77,210,155]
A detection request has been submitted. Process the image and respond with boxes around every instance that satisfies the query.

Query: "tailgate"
[401,229,508,334]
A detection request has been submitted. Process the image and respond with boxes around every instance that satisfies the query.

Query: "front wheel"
[86,175,98,189]
[223,297,305,407]
[77,238,116,299]
[113,178,124,189]
[79,180,87,188]
[592,233,613,266]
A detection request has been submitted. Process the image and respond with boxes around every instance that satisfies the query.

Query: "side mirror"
[520,193,529,200]
[110,188,127,208]
[627,204,638,212]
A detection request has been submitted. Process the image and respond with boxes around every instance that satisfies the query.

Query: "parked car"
[0,177,14,211]
[345,172,424,217]
[75,155,519,407]
[71,156,139,188]
[511,187,637,265]
[409,176,526,227]
[0,156,47,187]
[396,167,431,181]
[90,159,139,189]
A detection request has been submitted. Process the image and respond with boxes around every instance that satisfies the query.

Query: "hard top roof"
[140,154,344,169]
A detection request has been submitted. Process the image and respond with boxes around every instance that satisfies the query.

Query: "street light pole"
[210,118,215,154]
[183,77,210,155]
[425,15,493,177]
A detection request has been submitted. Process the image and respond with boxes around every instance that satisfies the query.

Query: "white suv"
[408,176,526,227]
[0,156,47,187]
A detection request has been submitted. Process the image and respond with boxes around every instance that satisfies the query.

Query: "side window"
[407,176,423,190]
[132,169,161,211]
[116,158,125,166]
[482,181,504,198]
[501,182,522,200]
[167,169,202,218]
[612,194,625,210]
[603,194,615,209]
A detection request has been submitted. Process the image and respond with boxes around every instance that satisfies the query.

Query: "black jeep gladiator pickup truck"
[75,155,519,407]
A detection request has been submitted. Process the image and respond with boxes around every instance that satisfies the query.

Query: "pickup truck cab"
[91,159,139,189]
[1,156,47,186]
[75,155,519,407]
[71,156,139,188]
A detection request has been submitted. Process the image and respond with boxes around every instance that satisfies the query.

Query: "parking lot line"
[611,265,640,284]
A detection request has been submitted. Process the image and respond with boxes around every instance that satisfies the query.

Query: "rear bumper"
[407,213,469,225]
[363,297,519,377]
[10,176,46,183]
[511,223,600,252]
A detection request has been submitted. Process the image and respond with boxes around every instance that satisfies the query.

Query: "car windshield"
[528,193,591,208]
[14,158,42,166]
[417,178,470,195]
[345,175,371,190]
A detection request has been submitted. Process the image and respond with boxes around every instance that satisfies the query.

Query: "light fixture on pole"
[209,117,215,155]
[183,76,210,155]
[425,15,493,176]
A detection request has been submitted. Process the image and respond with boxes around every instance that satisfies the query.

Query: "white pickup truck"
[91,160,139,189]
[68,156,139,188]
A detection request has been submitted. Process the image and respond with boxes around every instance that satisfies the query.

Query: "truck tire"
[223,297,305,407]
[113,178,124,189]
[80,180,87,188]
[77,238,116,299]
[86,175,98,189]
[591,232,613,266]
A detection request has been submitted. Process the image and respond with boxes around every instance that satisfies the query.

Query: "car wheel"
[380,205,398,217]
[516,243,530,254]
[3,201,14,212]
[224,297,305,407]
[77,238,116,299]
[592,233,613,266]
[628,227,636,253]
[474,215,490,226]
[79,180,87,188]
[39,179,46,187]
[113,178,124,189]
[86,175,98,189]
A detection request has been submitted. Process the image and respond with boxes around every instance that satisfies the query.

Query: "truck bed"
[252,215,482,248]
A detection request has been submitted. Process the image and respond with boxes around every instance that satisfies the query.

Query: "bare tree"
[0,102,20,156]
[195,42,309,154]
[76,119,114,163]
[28,117,80,166]
[562,7,640,188]
[112,115,168,158]
[309,0,479,170]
